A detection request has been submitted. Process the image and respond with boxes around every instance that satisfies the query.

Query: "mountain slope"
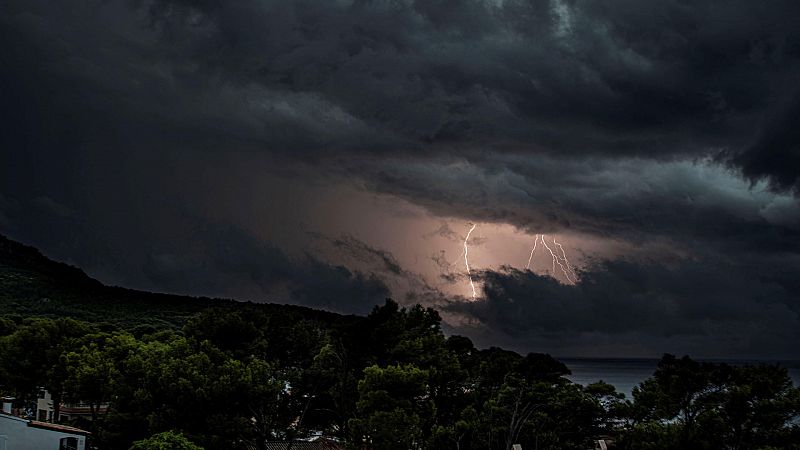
[0,234,353,329]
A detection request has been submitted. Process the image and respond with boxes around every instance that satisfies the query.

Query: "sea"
[560,358,800,398]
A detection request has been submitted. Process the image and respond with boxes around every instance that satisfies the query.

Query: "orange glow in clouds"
[462,224,579,300]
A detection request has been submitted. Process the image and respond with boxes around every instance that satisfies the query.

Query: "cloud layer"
[2,0,800,357]
[446,258,800,358]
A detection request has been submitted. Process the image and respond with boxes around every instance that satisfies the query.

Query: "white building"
[36,390,55,423]
[36,389,108,423]
[1,398,89,450]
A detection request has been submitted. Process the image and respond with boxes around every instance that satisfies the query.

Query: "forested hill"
[2,234,800,450]
[0,233,354,330]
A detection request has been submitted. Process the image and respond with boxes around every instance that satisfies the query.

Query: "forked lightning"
[526,234,577,284]
[464,223,477,299]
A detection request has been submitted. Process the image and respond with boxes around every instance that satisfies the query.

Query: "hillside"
[0,233,355,330]
[2,234,799,450]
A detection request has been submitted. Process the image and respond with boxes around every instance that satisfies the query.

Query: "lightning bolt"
[540,234,556,274]
[541,235,575,284]
[452,224,577,294]
[526,234,539,270]
[553,237,578,281]
[464,223,477,299]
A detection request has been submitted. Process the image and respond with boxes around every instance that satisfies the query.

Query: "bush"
[129,431,203,450]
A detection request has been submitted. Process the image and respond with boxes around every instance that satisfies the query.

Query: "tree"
[430,405,480,450]
[351,364,434,450]
[477,357,598,450]
[237,358,299,450]
[628,354,722,445]
[0,317,92,421]
[490,375,541,450]
[62,332,137,423]
[183,308,261,358]
[0,316,16,336]
[716,364,800,449]
[308,339,359,436]
[621,355,800,450]
[129,430,204,450]
[584,381,626,434]
[105,334,249,448]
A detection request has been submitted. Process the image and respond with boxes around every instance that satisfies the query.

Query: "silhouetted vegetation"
[2,307,799,449]
[1,234,799,449]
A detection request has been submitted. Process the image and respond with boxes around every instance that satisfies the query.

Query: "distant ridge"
[0,233,355,329]
[0,234,101,288]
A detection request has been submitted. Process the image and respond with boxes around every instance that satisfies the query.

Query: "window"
[59,437,78,450]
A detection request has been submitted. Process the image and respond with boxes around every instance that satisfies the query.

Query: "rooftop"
[1,410,90,436]
[29,420,91,436]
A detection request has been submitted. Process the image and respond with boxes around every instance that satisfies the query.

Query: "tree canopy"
[1,300,798,450]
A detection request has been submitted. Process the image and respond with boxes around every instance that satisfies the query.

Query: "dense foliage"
[1,303,799,450]
[1,235,799,449]
[129,431,203,450]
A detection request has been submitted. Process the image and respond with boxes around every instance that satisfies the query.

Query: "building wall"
[36,390,54,422]
[0,415,86,450]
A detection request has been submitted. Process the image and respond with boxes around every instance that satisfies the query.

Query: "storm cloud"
[446,259,800,358]
[2,0,800,357]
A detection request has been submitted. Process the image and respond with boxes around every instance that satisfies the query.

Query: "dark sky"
[2,0,800,358]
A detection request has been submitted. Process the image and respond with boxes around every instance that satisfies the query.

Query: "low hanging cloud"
[445,258,800,358]
[142,224,391,315]
[361,157,800,251]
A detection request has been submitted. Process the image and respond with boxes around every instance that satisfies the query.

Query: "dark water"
[561,358,800,398]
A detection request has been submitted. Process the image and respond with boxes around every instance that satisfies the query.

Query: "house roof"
[28,420,91,436]
[259,440,343,450]
[0,411,28,423]
[1,411,90,436]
